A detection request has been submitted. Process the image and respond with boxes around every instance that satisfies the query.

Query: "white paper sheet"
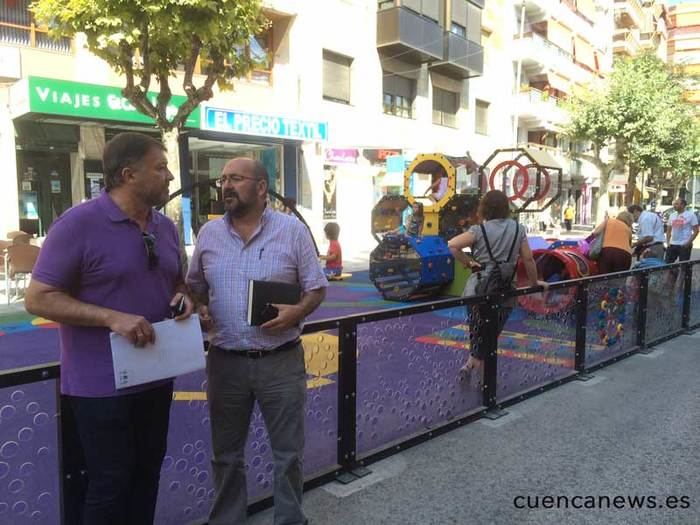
[110,315,205,389]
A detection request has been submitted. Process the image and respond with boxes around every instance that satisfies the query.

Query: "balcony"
[514,33,592,86]
[613,30,641,56]
[430,32,483,79]
[377,6,443,63]
[614,0,644,29]
[516,88,569,129]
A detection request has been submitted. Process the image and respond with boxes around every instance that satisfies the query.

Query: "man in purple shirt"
[25,132,194,525]
[187,158,327,525]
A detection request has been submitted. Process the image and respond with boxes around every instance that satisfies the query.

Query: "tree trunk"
[160,128,188,274]
[625,164,637,205]
[161,128,182,227]
[594,159,612,224]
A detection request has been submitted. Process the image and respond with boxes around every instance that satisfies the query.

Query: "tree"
[565,52,698,220]
[564,84,622,223]
[31,0,265,225]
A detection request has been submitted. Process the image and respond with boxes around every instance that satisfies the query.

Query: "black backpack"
[473,220,520,296]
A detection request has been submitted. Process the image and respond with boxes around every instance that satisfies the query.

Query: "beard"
[223,189,254,217]
[146,185,170,209]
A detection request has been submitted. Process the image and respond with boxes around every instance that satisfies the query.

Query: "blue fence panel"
[0,381,59,524]
[356,307,483,457]
[496,286,578,402]
[645,267,684,343]
[690,264,700,328]
[585,276,639,368]
[154,331,339,524]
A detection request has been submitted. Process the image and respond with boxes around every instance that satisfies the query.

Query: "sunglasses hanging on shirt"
[142,232,159,270]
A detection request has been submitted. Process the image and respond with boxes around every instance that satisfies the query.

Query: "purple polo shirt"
[32,191,182,397]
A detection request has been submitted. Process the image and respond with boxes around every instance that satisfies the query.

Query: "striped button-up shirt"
[186,206,327,350]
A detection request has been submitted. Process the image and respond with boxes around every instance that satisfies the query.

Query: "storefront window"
[188,138,283,233]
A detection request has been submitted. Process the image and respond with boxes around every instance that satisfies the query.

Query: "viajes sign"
[13,77,199,127]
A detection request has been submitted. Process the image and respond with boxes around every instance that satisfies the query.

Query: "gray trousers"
[206,344,307,525]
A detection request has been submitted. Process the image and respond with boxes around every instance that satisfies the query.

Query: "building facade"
[0,0,490,259]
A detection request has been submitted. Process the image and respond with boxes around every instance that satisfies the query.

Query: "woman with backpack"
[448,190,546,381]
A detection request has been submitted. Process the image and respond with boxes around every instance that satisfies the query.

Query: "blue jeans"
[324,267,342,277]
[66,382,173,525]
[665,244,692,263]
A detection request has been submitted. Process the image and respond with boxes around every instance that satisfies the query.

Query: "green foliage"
[566,52,699,187]
[31,0,265,131]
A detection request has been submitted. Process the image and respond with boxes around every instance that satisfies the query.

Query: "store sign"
[20,77,199,126]
[203,107,328,142]
[363,148,402,164]
[325,148,358,164]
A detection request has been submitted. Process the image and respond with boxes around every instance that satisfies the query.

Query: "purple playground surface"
[0,269,694,524]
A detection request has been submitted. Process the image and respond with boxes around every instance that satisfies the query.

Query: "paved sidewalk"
[251,334,700,525]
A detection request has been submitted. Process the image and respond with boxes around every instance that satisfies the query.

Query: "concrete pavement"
[250,333,700,525]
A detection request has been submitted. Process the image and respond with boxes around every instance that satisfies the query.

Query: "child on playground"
[405,201,424,236]
[320,222,343,279]
[388,201,424,237]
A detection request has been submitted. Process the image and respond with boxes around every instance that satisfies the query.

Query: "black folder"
[247,279,302,326]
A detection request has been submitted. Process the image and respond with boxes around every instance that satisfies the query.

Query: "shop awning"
[576,0,597,21]
[523,146,562,170]
[547,72,571,95]
[547,20,573,55]
[574,37,597,71]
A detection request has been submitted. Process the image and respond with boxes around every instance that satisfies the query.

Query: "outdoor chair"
[7,230,31,245]
[5,244,40,304]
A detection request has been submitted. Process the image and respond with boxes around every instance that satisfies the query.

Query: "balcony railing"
[0,21,72,54]
[613,31,641,55]
[614,0,645,29]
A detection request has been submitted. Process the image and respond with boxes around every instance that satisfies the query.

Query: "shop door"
[17,152,73,236]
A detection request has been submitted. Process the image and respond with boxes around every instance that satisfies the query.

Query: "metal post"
[59,395,88,525]
[682,262,693,331]
[636,272,649,349]
[574,283,588,372]
[336,320,358,479]
[482,300,501,414]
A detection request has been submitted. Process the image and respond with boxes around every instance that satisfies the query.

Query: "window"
[249,27,272,83]
[178,27,273,83]
[451,22,466,38]
[402,0,441,22]
[0,1,72,53]
[323,50,353,104]
[378,0,395,10]
[475,99,489,135]
[466,2,482,44]
[433,87,459,127]
[383,73,416,118]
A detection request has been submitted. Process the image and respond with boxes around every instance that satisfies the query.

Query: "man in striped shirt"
[187,158,327,525]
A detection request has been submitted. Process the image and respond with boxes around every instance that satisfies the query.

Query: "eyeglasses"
[215,174,261,188]
[142,232,159,270]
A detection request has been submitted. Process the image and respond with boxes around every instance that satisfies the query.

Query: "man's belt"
[210,338,301,359]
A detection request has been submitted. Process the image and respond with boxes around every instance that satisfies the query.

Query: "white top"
[434,177,448,200]
[668,210,699,246]
[637,210,665,244]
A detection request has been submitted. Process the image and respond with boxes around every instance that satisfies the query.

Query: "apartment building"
[668,2,700,107]
[0,0,489,257]
[613,0,667,61]
[510,0,613,224]
[667,1,700,209]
